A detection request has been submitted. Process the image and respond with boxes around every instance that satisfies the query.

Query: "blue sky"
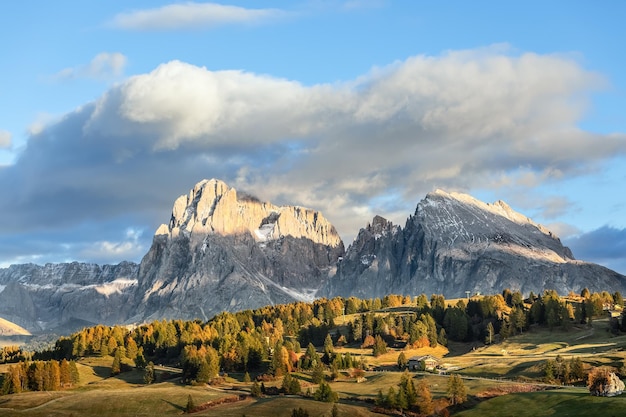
[1,1,625,274]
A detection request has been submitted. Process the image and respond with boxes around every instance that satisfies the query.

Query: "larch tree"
[446,374,467,405]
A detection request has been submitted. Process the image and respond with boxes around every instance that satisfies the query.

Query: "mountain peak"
[155,179,342,248]
[423,189,554,238]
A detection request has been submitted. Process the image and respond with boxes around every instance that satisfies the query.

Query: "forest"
[1,287,623,396]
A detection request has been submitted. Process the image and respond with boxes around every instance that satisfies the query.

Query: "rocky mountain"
[0,179,343,332]
[320,189,626,298]
[2,183,625,334]
[0,261,139,332]
[130,179,344,322]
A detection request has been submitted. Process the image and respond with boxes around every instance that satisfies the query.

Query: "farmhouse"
[408,355,439,371]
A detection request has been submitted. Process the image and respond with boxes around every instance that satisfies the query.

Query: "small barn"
[408,355,439,371]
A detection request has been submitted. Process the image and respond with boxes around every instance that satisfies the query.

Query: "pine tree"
[185,394,195,413]
[135,348,147,369]
[397,352,408,369]
[282,373,302,394]
[69,361,80,385]
[243,371,251,383]
[125,336,139,360]
[395,385,408,410]
[32,361,46,391]
[376,389,385,406]
[312,361,325,384]
[314,381,338,403]
[323,333,335,364]
[415,379,433,415]
[291,408,310,417]
[385,386,396,409]
[144,362,155,384]
[250,380,262,397]
[372,335,387,357]
[437,327,448,346]
[205,346,220,381]
[60,359,71,387]
[485,322,495,345]
[446,374,467,405]
[400,370,417,406]
[111,349,122,376]
[197,359,212,383]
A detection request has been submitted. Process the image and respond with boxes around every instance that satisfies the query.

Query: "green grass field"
[2,318,626,416]
[454,387,626,417]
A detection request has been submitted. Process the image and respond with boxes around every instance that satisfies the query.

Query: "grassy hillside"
[0,317,30,337]
[2,292,626,416]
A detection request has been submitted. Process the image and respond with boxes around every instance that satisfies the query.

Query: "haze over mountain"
[0,180,624,333]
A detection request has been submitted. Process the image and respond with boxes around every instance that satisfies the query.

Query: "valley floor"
[2,318,626,416]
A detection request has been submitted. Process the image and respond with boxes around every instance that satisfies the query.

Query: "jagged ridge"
[321,189,626,298]
[2,184,625,333]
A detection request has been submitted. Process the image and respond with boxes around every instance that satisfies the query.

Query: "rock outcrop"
[2,183,626,333]
[131,179,344,322]
[0,179,344,331]
[321,189,626,299]
[0,261,139,332]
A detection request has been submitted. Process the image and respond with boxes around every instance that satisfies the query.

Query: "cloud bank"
[2,47,625,266]
[110,2,287,30]
[565,226,626,274]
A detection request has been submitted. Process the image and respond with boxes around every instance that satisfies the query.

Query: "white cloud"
[110,2,287,30]
[0,130,11,148]
[77,228,146,264]
[2,46,626,256]
[53,52,127,81]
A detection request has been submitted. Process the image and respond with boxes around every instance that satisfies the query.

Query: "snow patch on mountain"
[93,278,138,297]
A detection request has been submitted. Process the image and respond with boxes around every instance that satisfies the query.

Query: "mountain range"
[1,179,624,333]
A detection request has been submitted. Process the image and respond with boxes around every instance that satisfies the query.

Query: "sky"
[1,1,625,274]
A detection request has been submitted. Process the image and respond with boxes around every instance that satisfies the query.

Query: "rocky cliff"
[131,179,344,322]
[0,261,139,332]
[321,189,626,298]
[2,184,626,333]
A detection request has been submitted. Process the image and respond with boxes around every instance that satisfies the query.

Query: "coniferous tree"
[69,360,80,385]
[437,327,448,346]
[144,362,155,384]
[31,361,46,391]
[250,380,262,397]
[397,352,408,369]
[312,361,325,384]
[185,394,195,413]
[385,386,397,409]
[399,370,417,407]
[447,374,467,405]
[282,373,302,394]
[291,408,310,417]
[376,389,385,406]
[60,359,71,387]
[372,335,387,357]
[323,333,335,364]
[314,381,338,402]
[485,322,495,345]
[111,349,122,376]
[415,379,433,415]
[44,360,61,391]
[135,348,147,369]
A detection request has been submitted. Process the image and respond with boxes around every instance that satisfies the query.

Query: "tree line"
[1,288,621,388]
[1,359,79,394]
